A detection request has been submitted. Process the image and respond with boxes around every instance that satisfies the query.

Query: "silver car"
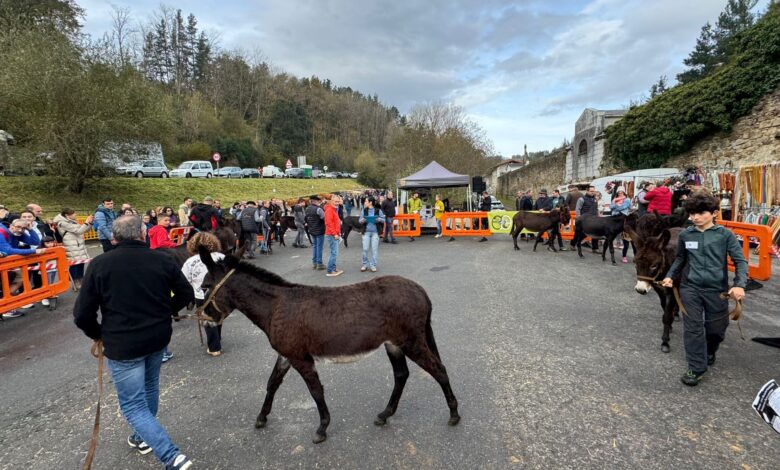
[120,160,169,178]
[170,161,214,178]
[215,166,243,178]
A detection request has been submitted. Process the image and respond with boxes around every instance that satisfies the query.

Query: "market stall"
[396,161,472,229]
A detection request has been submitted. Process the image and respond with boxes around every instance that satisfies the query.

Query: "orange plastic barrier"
[392,214,421,237]
[169,227,192,245]
[1,247,70,314]
[441,212,492,238]
[718,220,773,281]
[76,216,98,241]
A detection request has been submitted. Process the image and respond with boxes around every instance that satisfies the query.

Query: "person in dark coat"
[533,189,550,211]
[73,216,194,470]
[478,191,491,242]
[380,191,398,243]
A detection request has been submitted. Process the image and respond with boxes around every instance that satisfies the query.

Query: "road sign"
[212,152,221,162]
[323,166,328,171]
[285,159,293,169]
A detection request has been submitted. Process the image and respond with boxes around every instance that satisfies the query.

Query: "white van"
[590,168,679,213]
[170,161,214,178]
[262,165,284,178]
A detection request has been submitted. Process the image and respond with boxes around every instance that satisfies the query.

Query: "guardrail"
[441,212,492,238]
[1,247,70,314]
[718,220,773,281]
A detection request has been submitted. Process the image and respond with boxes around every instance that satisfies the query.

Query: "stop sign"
[285,159,293,169]
[212,152,221,162]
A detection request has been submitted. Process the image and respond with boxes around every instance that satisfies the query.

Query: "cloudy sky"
[79,0,771,157]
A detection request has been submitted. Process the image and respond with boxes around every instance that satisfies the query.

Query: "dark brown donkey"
[509,207,570,251]
[625,227,684,353]
[197,247,460,443]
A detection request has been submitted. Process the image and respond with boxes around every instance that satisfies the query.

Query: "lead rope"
[83,340,104,470]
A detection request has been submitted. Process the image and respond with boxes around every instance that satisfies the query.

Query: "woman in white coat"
[53,208,93,289]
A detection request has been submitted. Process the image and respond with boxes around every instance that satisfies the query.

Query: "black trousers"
[100,239,115,253]
[680,286,730,374]
[196,299,223,352]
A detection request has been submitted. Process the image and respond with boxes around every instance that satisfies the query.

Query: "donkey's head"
[629,228,672,295]
[198,245,245,325]
[559,206,571,225]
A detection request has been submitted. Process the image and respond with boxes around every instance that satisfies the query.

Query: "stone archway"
[578,139,588,156]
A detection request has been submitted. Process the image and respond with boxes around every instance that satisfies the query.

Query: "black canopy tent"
[396,161,473,214]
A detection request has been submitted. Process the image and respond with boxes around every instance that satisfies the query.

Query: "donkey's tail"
[424,294,441,360]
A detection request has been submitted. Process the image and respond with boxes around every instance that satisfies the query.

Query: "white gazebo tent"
[396,161,472,227]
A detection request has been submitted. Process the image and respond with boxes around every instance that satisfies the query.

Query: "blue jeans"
[384,217,395,241]
[436,218,442,235]
[362,232,379,268]
[107,349,180,466]
[311,234,324,266]
[325,235,340,272]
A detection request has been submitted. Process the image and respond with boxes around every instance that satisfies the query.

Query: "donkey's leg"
[403,344,460,426]
[256,355,291,428]
[375,343,410,426]
[511,225,521,251]
[343,225,351,248]
[289,357,331,443]
[660,289,676,353]
[607,235,617,264]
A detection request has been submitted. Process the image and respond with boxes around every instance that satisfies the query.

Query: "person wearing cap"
[534,189,550,211]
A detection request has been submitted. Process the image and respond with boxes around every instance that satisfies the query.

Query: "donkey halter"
[194,268,236,325]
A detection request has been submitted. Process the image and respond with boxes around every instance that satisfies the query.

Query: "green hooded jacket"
[665,224,748,291]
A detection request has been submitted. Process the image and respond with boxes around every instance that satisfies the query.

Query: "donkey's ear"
[199,245,217,271]
[234,241,247,260]
[625,226,642,249]
[659,229,672,248]
[226,244,246,268]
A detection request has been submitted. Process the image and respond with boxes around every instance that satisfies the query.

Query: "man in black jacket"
[189,197,220,232]
[74,216,195,470]
[478,191,491,242]
[380,191,397,244]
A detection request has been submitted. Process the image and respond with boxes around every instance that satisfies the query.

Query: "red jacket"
[148,225,176,249]
[644,186,672,215]
[324,204,341,236]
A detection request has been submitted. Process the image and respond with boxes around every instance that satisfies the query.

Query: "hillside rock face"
[668,86,780,169]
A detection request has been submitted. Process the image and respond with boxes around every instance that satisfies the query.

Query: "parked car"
[285,168,304,178]
[215,166,243,178]
[338,172,352,178]
[489,197,505,211]
[261,165,284,178]
[322,172,338,179]
[116,160,169,178]
[241,168,261,178]
[350,172,358,179]
[170,160,214,178]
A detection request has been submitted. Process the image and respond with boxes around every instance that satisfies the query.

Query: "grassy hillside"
[0,176,363,213]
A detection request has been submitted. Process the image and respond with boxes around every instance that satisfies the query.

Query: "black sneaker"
[127,435,153,455]
[681,370,705,386]
[479,237,488,242]
[707,353,716,366]
[316,264,326,270]
[166,453,192,470]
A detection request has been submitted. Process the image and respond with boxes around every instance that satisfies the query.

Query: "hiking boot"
[166,453,192,470]
[2,310,24,319]
[681,370,705,386]
[707,353,716,366]
[326,270,343,277]
[127,435,153,455]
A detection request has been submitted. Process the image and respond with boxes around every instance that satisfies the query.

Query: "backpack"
[53,223,65,244]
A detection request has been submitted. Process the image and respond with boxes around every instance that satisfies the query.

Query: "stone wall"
[497,148,568,197]
[667,86,780,169]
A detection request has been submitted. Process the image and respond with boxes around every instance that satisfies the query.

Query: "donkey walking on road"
[197,247,460,444]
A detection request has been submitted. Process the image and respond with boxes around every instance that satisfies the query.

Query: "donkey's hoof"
[448,415,461,426]
[374,416,387,426]
[255,417,268,428]
[661,344,670,353]
[312,432,327,444]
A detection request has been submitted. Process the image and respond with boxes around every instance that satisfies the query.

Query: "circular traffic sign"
[323,166,328,171]
[212,152,221,162]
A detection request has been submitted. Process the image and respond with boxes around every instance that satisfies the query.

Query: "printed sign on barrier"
[488,211,516,234]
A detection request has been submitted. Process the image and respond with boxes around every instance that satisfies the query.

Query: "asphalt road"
[1,233,779,469]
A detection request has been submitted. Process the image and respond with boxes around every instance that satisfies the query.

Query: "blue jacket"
[93,204,117,240]
[0,226,41,256]
[610,198,631,216]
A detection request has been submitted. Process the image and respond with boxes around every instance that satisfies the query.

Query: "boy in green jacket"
[662,193,747,386]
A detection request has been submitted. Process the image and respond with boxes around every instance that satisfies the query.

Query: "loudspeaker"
[472,176,486,193]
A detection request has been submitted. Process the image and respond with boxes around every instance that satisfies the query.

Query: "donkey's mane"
[232,260,296,287]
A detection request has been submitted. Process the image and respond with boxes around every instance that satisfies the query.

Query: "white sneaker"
[19,304,34,309]
[41,299,50,306]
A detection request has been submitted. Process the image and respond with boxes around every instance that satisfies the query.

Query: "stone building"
[564,108,626,182]
[484,158,526,194]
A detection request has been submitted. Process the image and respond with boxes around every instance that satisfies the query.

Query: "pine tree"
[649,75,668,99]
[677,22,720,84]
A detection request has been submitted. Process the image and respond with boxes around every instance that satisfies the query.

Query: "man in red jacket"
[644,181,673,215]
[149,215,177,249]
[324,195,343,276]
